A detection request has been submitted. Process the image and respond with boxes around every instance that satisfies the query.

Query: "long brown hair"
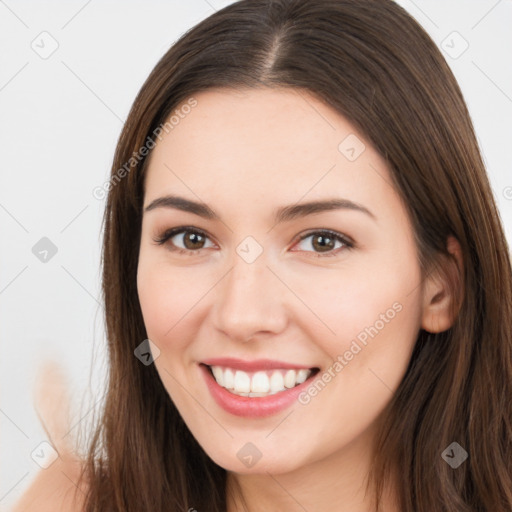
[77,1,512,510]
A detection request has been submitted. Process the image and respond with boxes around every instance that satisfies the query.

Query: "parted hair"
[78,1,512,510]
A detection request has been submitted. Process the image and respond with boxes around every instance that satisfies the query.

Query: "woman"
[15,0,512,511]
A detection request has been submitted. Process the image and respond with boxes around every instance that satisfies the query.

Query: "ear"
[421,235,464,333]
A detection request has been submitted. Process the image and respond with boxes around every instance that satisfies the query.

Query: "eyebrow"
[143,195,376,223]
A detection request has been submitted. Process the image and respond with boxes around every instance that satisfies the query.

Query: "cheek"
[137,259,194,346]
[137,255,221,361]
[289,277,421,459]
[293,259,420,347]
[290,248,423,400]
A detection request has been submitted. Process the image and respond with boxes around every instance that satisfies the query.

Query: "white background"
[1,0,511,508]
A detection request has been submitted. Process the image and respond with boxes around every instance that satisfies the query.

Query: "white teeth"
[269,371,285,394]
[224,368,234,389]
[212,366,224,387]
[284,369,296,388]
[296,369,309,384]
[234,370,251,393]
[209,365,313,396]
[251,371,270,393]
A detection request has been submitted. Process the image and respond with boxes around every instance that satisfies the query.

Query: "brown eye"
[182,231,206,249]
[293,230,353,257]
[153,227,215,254]
[311,233,336,252]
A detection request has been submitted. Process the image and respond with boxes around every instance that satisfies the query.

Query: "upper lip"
[201,357,315,372]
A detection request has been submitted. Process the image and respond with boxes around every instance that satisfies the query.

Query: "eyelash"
[152,226,354,258]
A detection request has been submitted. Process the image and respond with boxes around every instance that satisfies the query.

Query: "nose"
[211,250,288,343]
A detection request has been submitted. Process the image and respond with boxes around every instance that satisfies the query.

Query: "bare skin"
[12,362,86,512]
[15,87,463,512]
[137,87,463,511]
[12,454,84,512]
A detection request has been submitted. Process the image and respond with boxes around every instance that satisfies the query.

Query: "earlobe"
[421,236,464,333]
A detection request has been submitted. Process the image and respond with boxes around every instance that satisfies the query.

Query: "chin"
[202,443,307,475]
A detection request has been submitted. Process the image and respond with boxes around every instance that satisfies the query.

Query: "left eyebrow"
[143,195,376,223]
[274,198,376,223]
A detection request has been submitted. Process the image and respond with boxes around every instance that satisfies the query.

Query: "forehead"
[143,87,393,214]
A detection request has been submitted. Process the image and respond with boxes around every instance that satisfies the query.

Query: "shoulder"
[12,453,87,512]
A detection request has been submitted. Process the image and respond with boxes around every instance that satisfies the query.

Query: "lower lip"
[200,364,316,418]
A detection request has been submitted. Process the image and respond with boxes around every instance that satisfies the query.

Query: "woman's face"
[137,87,425,475]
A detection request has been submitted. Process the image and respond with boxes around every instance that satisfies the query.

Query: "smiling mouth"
[203,364,320,397]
